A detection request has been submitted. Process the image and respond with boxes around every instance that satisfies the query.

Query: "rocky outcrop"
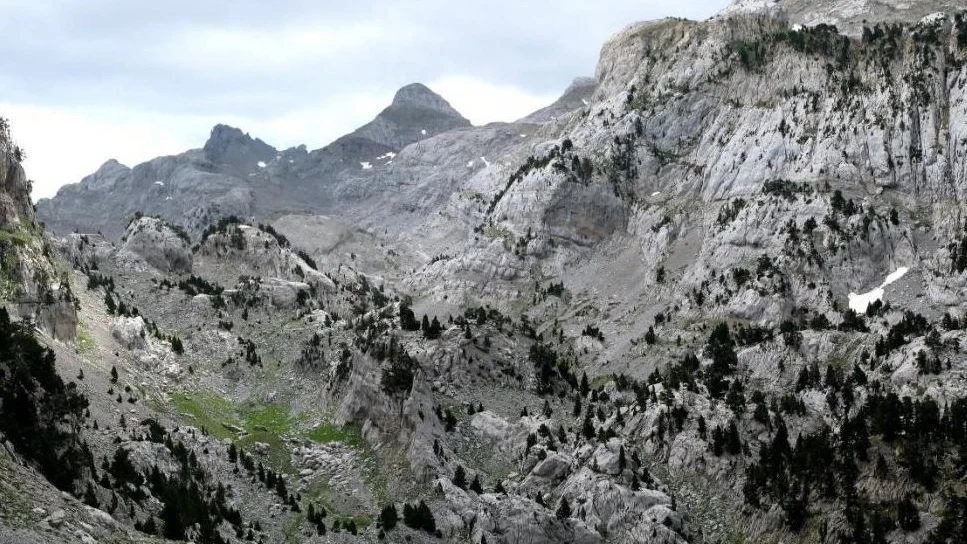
[0,128,78,342]
[110,316,149,351]
[203,124,277,173]
[0,145,33,229]
[118,216,192,275]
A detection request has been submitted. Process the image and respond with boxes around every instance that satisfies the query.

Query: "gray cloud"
[2,1,725,113]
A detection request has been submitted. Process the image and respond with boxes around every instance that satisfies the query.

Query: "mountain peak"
[389,83,465,118]
[203,123,276,170]
[346,83,470,150]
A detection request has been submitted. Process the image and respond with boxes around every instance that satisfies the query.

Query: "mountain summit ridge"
[718,0,965,33]
[34,79,570,238]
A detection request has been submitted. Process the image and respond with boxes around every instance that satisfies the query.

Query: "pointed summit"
[203,124,277,171]
[389,83,464,117]
[350,83,471,150]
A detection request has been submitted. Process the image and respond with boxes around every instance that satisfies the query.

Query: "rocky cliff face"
[0,122,77,341]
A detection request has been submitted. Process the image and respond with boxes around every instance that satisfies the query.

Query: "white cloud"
[1,103,200,199]
[428,75,558,125]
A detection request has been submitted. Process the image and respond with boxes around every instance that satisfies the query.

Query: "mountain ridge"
[35,80,569,240]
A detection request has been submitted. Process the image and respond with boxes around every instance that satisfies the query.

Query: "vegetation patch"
[0,228,32,247]
[304,421,364,447]
[170,391,241,440]
[75,322,96,355]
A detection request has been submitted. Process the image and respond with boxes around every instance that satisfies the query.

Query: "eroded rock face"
[111,316,149,351]
[0,145,78,342]
[119,217,192,275]
[0,150,32,229]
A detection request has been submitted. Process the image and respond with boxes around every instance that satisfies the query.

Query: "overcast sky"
[0,0,726,199]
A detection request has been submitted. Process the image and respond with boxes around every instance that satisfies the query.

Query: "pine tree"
[452,464,467,489]
[582,413,595,439]
[725,420,742,455]
[83,482,98,507]
[110,365,119,384]
[555,497,572,520]
[469,475,483,494]
[897,496,920,531]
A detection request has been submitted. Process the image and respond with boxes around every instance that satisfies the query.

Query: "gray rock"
[110,316,149,351]
[118,216,192,274]
[46,509,65,528]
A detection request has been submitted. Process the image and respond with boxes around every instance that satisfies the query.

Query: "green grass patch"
[237,404,306,473]
[0,228,32,247]
[304,422,363,447]
[170,391,241,440]
[243,403,300,435]
[75,322,95,355]
[171,392,308,472]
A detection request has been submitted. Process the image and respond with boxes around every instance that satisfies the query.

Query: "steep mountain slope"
[17,2,967,544]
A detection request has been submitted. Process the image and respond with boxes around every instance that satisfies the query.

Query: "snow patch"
[376,152,397,160]
[581,99,589,105]
[848,267,910,313]
[480,156,490,168]
[651,191,661,197]
[257,161,266,168]
[154,181,164,186]
[467,161,474,168]
[520,134,527,138]
[360,162,373,170]
[421,129,427,135]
